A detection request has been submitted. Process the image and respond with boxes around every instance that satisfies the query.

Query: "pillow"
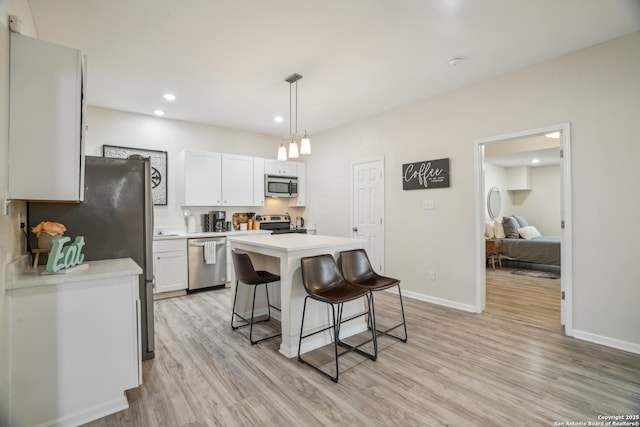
[513,215,529,228]
[494,221,506,239]
[518,225,542,239]
[502,216,520,239]
[485,221,495,239]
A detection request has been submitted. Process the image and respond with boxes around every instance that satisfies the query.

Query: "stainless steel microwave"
[265,175,298,198]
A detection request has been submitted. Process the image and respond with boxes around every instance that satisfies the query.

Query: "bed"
[488,215,561,266]
[501,236,561,265]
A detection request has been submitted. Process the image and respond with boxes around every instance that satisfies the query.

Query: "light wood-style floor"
[485,266,561,331]
[85,287,640,427]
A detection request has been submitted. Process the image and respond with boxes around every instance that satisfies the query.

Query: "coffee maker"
[211,211,226,232]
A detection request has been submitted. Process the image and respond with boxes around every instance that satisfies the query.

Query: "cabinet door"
[9,33,85,201]
[290,162,307,207]
[265,159,297,176]
[253,157,265,206]
[154,250,188,293]
[222,154,254,206]
[182,151,222,206]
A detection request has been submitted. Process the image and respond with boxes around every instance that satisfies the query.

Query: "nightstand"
[485,239,503,270]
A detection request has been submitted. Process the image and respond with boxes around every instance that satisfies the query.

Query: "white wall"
[484,164,560,236]
[305,32,640,348]
[508,165,561,236]
[85,107,304,230]
[0,2,38,423]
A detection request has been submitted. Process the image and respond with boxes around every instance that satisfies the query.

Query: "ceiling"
[27,0,640,137]
[485,134,561,168]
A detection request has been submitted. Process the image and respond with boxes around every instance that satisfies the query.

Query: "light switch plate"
[422,200,434,210]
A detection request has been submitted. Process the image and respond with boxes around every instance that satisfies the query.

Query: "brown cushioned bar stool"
[339,249,407,348]
[231,251,282,345]
[298,254,377,383]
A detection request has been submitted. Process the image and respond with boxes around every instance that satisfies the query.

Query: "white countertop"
[227,233,364,253]
[7,258,143,291]
[154,229,271,241]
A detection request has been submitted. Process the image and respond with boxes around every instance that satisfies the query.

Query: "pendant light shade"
[289,139,299,158]
[277,144,287,161]
[300,132,311,155]
[277,73,311,161]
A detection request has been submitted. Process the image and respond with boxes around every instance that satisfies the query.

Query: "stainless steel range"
[256,214,307,234]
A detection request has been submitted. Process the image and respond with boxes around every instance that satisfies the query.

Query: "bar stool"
[298,254,377,383]
[339,249,408,346]
[231,251,282,345]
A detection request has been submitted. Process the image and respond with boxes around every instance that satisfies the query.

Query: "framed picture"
[103,145,168,205]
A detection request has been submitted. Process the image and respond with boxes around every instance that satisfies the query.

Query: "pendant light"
[278,73,311,160]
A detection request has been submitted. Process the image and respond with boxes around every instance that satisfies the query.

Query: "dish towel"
[203,241,217,264]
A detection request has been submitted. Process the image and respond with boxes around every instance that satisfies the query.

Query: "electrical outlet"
[429,270,436,281]
[422,200,434,210]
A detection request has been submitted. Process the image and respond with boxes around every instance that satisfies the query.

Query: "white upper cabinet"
[221,154,254,206]
[179,150,222,206]
[289,162,307,207]
[9,33,86,201]
[265,159,298,176]
[253,157,265,206]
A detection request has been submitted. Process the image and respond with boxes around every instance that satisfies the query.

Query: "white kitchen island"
[227,233,366,358]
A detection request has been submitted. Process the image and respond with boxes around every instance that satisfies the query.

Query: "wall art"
[103,145,168,205]
[402,158,450,190]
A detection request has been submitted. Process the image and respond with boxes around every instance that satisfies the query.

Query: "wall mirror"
[487,186,501,219]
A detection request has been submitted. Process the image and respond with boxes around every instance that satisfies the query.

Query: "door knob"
[352,227,358,232]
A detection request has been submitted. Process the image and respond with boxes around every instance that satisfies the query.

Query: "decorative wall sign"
[402,158,450,190]
[103,145,168,205]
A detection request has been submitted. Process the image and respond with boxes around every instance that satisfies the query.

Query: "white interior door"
[352,158,384,273]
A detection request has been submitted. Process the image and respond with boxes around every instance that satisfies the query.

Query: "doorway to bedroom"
[474,123,573,336]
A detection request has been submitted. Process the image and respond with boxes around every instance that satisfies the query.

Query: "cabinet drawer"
[153,239,187,253]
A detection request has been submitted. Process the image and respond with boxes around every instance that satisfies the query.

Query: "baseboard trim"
[572,330,640,355]
[399,289,477,313]
[34,394,129,427]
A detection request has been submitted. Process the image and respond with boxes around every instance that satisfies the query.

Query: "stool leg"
[264,283,271,321]
[249,284,258,344]
[231,280,240,329]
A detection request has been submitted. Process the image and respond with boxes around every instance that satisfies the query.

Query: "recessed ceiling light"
[163,93,176,101]
[274,115,284,123]
[545,132,560,139]
[531,158,540,164]
[153,109,165,116]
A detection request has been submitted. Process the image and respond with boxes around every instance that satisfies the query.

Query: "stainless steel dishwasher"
[187,237,227,291]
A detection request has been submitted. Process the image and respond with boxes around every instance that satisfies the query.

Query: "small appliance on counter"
[295,216,305,229]
[212,210,226,232]
[256,214,307,234]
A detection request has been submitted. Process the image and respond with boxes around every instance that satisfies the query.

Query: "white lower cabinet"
[7,260,141,427]
[153,239,188,293]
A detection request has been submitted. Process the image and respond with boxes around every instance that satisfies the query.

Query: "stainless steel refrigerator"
[28,156,155,360]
